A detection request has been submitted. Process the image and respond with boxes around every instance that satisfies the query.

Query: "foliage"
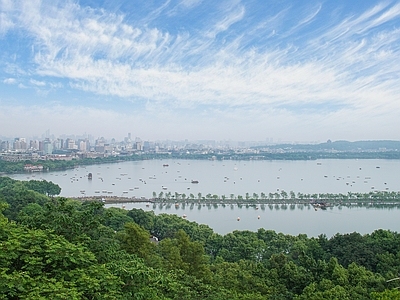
[0,213,122,299]
[1,177,400,299]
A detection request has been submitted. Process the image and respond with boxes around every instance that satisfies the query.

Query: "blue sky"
[1,0,400,142]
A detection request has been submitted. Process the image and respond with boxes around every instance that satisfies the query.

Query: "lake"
[9,158,400,237]
[106,201,400,237]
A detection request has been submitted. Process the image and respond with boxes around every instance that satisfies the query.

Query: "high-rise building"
[0,141,10,151]
[53,139,62,150]
[43,140,53,155]
[67,139,76,150]
[30,140,40,150]
[13,138,27,150]
[79,140,86,152]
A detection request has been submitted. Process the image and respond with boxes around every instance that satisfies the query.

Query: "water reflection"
[138,201,400,211]
[106,201,400,237]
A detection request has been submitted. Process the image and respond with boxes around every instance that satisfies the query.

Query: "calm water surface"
[10,159,400,237]
[106,202,400,238]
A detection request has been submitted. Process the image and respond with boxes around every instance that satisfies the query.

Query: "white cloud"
[1,0,400,141]
[3,77,16,84]
[205,4,245,39]
[180,0,203,8]
[30,79,46,86]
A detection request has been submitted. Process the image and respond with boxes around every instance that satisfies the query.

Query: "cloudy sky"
[1,0,400,142]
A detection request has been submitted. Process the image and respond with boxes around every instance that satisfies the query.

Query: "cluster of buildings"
[0,132,282,163]
[0,133,147,162]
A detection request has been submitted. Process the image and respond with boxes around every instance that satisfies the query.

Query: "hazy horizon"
[1,0,400,141]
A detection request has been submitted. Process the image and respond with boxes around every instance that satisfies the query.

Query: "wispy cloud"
[1,0,400,140]
[30,79,45,86]
[3,77,16,84]
[204,3,245,39]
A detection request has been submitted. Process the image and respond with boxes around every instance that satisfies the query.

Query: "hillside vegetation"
[0,176,400,299]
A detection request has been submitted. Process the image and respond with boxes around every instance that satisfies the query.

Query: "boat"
[311,201,330,210]
[191,180,199,184]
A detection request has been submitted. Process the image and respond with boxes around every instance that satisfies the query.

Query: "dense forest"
[1,176,400,299]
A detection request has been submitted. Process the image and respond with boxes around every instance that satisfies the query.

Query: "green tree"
[117,222,155,261]
[158,230,211,282]
[104,207,133,231]
[0,212,122,299]
[127,208,155,231]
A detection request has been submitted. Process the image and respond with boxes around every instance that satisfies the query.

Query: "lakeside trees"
[151,189,400,206]
[1,178,400,298]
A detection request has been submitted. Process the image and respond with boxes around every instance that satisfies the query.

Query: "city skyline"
[1,132,278,148]
[1,0,400,141]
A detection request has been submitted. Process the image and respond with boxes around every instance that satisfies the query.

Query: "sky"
[1,0,400,143]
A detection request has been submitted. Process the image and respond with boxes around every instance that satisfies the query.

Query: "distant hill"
[254,140,400,151]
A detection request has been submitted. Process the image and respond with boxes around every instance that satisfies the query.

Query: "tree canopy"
[0,177,400,299]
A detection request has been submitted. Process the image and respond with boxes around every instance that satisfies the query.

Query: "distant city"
[1,132,400,163]
[0,132,281,162]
